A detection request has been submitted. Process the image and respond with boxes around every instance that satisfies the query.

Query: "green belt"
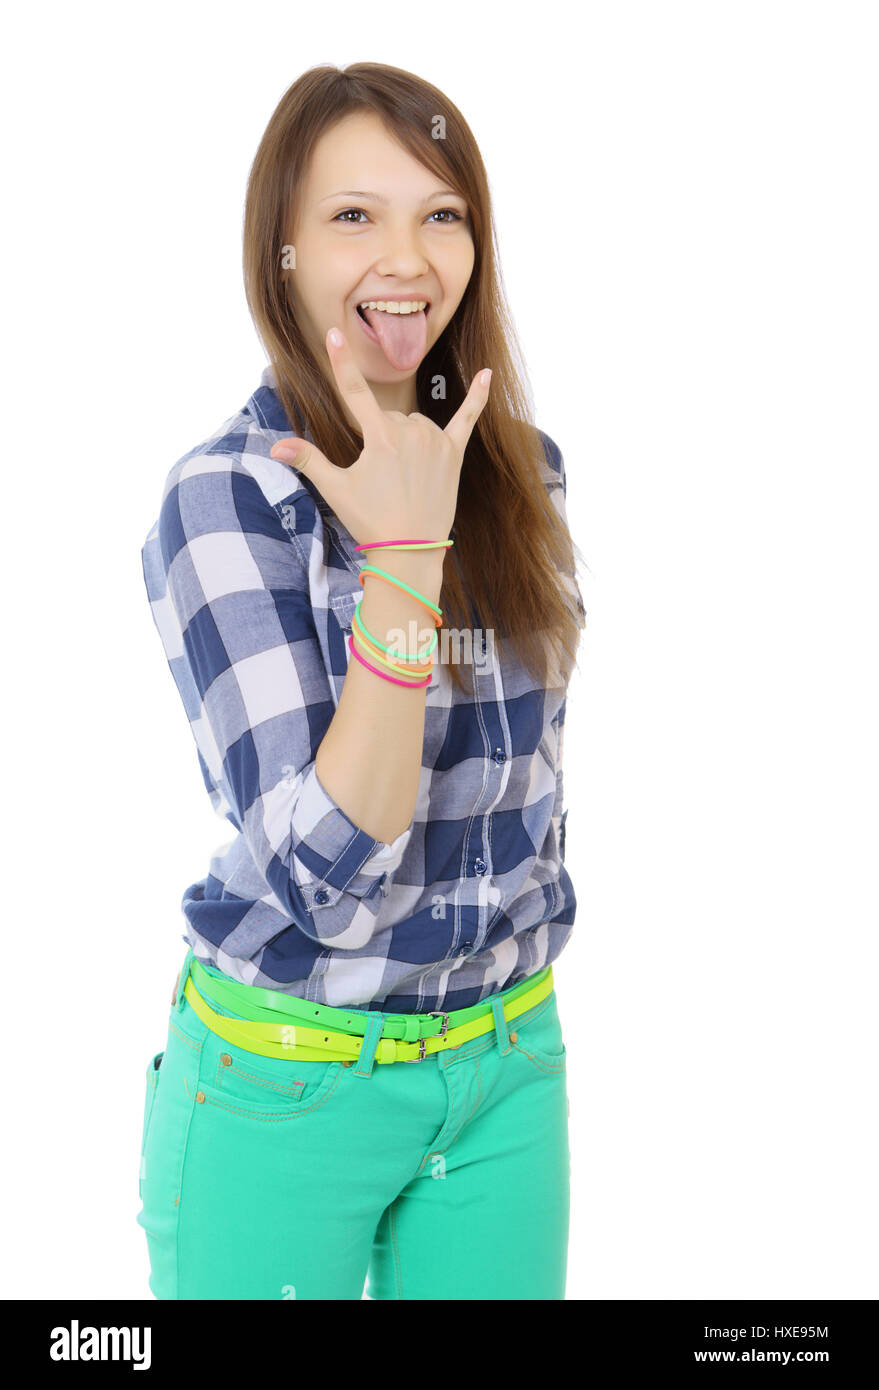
[179,956,554,1064]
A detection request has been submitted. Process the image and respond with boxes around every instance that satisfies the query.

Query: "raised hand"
[270,327,491,547]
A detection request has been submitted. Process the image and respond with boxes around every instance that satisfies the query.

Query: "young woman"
[138,61,586,1301]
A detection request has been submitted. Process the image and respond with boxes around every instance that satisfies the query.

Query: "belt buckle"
[401,1011,450,1062]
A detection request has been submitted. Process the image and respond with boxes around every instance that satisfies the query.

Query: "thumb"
[270,436,307,468]
[270,437,339,507]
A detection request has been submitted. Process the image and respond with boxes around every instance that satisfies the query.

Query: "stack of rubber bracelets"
[348,537,454,688]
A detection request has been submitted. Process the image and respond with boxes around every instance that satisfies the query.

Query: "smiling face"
[287,110,475,423]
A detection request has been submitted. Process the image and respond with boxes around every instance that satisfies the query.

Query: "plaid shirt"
[141,366,585,1012]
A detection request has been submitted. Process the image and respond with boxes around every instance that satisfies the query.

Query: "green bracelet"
[358,564,443,618]
[352,606,438,662]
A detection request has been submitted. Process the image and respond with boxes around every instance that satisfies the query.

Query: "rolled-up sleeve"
[146,453,411,947]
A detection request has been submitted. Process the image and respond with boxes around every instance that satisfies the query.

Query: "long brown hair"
[243,61,588,695]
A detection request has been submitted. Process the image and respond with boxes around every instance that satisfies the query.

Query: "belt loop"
[352,1013,386,1078]
[489,994,512,1055]
[400,1014,422,1043]
[174,947,194,1013]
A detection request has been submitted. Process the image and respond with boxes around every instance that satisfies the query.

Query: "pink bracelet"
[355,539,430,549]
[348,634,432,688]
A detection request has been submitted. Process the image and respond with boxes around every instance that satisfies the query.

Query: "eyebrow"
[320,189,466,206]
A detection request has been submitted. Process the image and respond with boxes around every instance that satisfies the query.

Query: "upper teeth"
[358,300,428,314]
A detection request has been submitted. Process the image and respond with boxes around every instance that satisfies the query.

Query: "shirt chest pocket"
[328,587,363,635]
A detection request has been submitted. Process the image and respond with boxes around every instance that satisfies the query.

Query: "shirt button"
[458,942,472,955]
[314,889,330,905]
[474,859,486,875]
[493,748,506,764]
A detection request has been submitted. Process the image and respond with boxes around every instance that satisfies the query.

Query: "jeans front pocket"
[203,1038,348,1118]
[510,993,567,1073]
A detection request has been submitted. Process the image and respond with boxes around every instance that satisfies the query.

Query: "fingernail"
[271,444,299,461]
[480,369,492,387]
[328,327,344,347]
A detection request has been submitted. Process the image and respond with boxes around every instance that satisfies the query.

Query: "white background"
[2,0,876,1300]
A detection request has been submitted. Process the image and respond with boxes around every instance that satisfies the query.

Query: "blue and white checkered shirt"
[141,366,584,1012]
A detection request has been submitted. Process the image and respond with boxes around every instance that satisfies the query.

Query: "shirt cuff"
[290,764,413,911]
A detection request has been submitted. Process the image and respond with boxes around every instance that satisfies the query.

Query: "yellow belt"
[182,965,554,1064]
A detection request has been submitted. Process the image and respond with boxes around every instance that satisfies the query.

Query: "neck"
[369,377,418,415]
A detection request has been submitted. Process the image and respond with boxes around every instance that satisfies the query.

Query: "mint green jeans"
[136,950,570,1299]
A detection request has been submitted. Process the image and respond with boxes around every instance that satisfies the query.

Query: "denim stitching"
[213,1054,307,1100]
[183,1064,345,1120]
[438,1052,484,1155]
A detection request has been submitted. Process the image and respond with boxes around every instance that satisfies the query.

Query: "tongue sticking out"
[361,306,428,371]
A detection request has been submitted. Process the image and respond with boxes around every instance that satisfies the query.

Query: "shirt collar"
[248,364,314,438]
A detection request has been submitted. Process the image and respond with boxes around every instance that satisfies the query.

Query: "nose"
[373,221,430,279]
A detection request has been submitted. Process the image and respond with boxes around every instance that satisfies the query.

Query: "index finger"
[325,326,387,439]
[443,369,492,459]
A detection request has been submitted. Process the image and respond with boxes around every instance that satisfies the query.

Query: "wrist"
[362,547,444,588]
